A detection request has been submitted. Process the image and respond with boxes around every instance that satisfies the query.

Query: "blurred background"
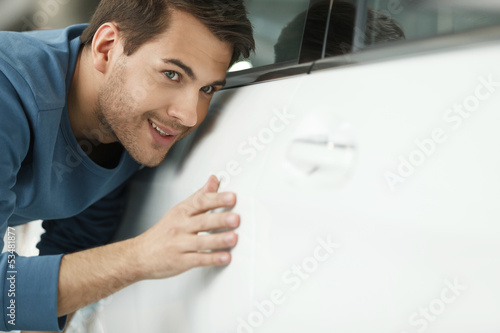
[0,0,100,31]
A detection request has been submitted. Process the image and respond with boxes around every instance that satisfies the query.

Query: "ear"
[91,22,121,74]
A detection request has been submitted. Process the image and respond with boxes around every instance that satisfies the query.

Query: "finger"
[202,175,220,193]
[185,191,237,216]
[184,251,232,267]
[183,231,238,252]
[188,212,240,233]
[188,175,220,202]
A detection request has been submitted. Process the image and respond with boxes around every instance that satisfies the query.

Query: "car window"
[229,0,311,72]
[358,0,500,48]
[312,0,500,59]
[364,0,500,47]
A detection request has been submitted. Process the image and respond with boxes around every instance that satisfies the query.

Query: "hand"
[133,175,240,280]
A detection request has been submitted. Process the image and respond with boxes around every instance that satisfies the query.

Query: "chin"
[128,149,169,168]
[141,159,164,168]
[121,133,178,167]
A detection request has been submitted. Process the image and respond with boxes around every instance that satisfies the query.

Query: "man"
[0,0,254,331]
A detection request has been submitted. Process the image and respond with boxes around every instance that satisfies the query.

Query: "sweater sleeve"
[37,182,129,256]
[0,70,66,331]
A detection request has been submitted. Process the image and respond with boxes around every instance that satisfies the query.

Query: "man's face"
[95,9,233,167]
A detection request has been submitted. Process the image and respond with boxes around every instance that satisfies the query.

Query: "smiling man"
[0,0,254,331]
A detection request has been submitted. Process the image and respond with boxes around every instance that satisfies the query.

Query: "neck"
[67,46,114,144]
[67,47,124,168]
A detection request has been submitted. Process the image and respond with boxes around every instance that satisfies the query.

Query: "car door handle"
[283,132,357,188]
[286,135,356,174]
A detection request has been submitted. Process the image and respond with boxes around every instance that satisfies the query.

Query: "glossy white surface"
[100,41,500,332]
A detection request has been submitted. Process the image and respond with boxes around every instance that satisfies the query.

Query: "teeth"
[150,121,170,137]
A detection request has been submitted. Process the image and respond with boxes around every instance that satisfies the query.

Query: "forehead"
[131,9,233,77]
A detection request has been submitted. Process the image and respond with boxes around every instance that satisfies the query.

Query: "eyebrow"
[163,58,195,79]
[162,58,227,88]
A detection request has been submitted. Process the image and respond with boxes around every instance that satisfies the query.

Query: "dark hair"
[275,1,405,63]
[81,0,255,66]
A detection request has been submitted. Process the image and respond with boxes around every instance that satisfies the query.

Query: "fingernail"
[227,214,238,227]
[220,253,230,263]
[225,233,235,245]
[224,193,235,204]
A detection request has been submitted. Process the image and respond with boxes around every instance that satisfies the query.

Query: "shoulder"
[0,24,87,111]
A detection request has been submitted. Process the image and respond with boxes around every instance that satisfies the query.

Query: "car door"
[249,1,500,332]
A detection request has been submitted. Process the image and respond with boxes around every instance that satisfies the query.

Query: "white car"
[98,0,500,332]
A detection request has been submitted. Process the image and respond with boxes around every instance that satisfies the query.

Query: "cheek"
[123,72,164,109]
[196,103,211,124]
[124,88,165,114]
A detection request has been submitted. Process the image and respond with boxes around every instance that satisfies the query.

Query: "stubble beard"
[93,61,168,167]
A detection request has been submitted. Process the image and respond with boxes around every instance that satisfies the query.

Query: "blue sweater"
[0,25,141,331]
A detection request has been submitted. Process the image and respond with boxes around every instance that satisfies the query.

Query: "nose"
[166,89,198,127]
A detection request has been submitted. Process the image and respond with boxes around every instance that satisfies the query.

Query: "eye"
[164,71,180,81]
[201,86,214,94]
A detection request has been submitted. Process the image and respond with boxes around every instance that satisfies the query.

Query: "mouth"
[149,120,172,137]
[148,119,180,146]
